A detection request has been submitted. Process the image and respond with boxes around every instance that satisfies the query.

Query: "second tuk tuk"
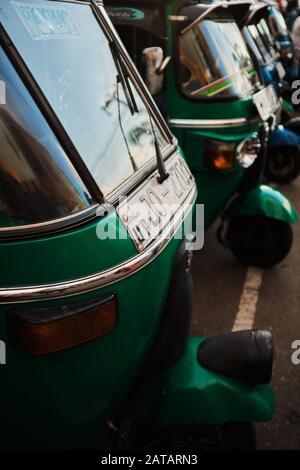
[106,0,298,268]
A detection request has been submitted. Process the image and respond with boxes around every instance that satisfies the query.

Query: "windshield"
[243,26,264,64]
[1,0,168,198]
[248,24,272,63]
[0,46,93,229]
[257,19,277,58]
[269,7,288,36]
[178,14,259,99]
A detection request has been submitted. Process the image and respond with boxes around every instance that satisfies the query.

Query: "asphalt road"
[191,179,300,450]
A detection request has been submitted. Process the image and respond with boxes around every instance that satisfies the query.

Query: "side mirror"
[142,47,171,95]
[156,56,172,75]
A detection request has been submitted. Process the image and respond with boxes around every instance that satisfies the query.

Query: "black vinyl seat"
[198,330,273,385]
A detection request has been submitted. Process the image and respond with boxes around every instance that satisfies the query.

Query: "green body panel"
[229,184,299,223]
[179,129,258,228]
[0,1,279,448]
[130,337,275,425]
[0,212,135,287]
[0,212,190,448]
[108,0,298,226]
[281,98,294,114]
[164,1,266,227]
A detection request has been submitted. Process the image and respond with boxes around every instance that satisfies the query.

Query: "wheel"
[265,146,300,183]
[128,422,256,450]
[227,215,293,268]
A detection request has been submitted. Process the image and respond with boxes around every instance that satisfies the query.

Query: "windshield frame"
[174,7,260,103]
[257,18,278,60]
[268,7,288,37]
[248,19,278,66]
[0,0,175,239]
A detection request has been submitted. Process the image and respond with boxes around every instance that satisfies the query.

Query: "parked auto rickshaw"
[106,0,298,268]
[267,1,293,69]
[240,1,300,182]
[0,0,276,449]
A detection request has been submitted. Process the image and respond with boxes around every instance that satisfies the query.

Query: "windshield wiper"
[109,40,138,115]
[109,40,169,183]
[91,1,169,182]
[148,112,169,183]
[115,75,138,172]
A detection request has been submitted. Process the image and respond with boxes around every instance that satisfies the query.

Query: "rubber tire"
[227,215,293,268]
[129,422,256,450]
[265,146,300,183]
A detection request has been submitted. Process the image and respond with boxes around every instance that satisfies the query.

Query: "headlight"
[204,140,236,170]
[236,137,261,168]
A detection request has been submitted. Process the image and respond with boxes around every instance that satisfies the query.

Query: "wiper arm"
[91,0,169,183]
[109,40,138,115]
[109,41,169,183]
[148,113,169,184]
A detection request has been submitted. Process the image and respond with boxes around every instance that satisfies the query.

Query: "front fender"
[281,99,294,115]
[269,125,300,148]
[229,185,298,224]
[129,338,275,426]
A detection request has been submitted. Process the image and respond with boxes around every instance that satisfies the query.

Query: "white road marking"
[232,266,264,332]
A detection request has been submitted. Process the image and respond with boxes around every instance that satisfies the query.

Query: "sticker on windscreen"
[106,7,145,21]
[11,1,80,41]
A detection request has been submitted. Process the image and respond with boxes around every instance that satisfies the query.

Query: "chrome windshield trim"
[180,4,225,36]
[168,118,256,129]
[0,182,197,304]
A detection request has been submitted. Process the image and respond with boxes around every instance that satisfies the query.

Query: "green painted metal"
[0,213,191,448]
[0,0,278,449]
[182,130,256,228]
[281,98,294,115]
[108,0,298,227]
[163,0,286,227]
[229,184,299,223]
[130,337,276,426]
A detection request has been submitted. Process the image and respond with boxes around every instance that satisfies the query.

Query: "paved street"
[191,180,300,450]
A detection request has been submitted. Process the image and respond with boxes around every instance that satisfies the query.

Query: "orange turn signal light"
[204,140,236,171]
[6,294,117,355]
[212,154,233,170]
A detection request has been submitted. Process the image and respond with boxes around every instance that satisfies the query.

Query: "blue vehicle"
[240,1,300,183]
[267,3,293,71]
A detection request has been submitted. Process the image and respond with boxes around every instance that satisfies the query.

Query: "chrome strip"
[168,118,253,129]
[0,184,197,304]
[180,4,225,35]
[246,4,268,26]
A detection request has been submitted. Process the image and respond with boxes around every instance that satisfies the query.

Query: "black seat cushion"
[197,330,273,385]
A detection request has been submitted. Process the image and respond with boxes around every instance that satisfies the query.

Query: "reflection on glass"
[243,27,264,64]
[248,24,272,63]
[179,17,258,98]
[269,8,288,36]
[0,47,93,228]
[257,20,277,58]
[2,0,168,197]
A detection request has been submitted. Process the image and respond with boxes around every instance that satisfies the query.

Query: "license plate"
[277,62,286,80]
[117,152,194,252]
[253,85,280,120]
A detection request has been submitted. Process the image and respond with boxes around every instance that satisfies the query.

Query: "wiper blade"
[148,113,169,184]
[91,0,169,183]
[109,42,169,183]
[109,40,138,115]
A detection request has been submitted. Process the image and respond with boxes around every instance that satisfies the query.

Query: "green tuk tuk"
[106,0,298,268]
[0,0,275,449]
